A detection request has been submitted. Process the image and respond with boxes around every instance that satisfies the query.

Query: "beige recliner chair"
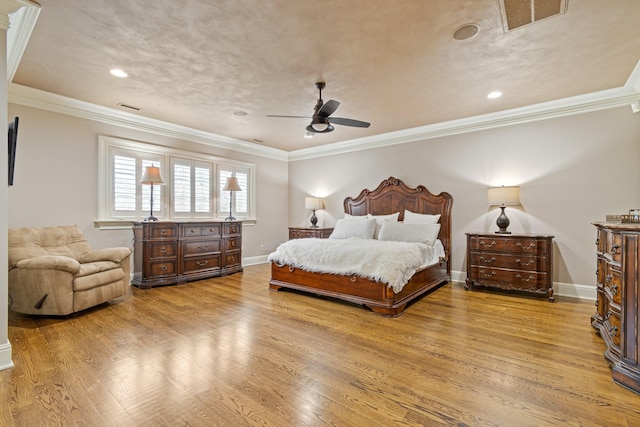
[8,225,132,315]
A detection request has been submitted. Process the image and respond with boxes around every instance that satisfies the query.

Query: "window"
[98,136,255,223]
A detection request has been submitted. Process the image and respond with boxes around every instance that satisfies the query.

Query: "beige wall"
[288,106,640,295]
[6,104,290,260]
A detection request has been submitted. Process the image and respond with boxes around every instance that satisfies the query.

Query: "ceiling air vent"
[116,102,141,111]
[499,0,568,32]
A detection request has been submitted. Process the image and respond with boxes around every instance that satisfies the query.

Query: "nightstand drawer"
[468,236,549,255]
[469,253,546,271]
[470,266,549,290]
[289,227,333,239]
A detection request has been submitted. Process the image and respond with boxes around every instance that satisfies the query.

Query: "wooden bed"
[269,176,453,316]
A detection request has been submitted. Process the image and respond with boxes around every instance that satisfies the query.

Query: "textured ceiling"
[12,0,640,152]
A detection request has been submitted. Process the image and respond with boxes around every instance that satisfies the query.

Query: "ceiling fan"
[267,81,371,134]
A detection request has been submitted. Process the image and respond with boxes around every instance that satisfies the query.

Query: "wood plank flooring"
[1,264,639,426]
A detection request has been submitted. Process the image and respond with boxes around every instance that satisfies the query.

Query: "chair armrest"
[15,255,80,274]
[78,247,132,264]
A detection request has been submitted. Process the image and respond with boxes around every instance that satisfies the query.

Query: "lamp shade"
[140,165,165,185]
[487,186,520,206]
[305,197,323,210]
[223,176,242,192]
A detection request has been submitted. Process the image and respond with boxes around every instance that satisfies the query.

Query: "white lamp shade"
[487,186,520,206]
[305,197,323,210]
[140,165,165,185]
[223,176,242,192]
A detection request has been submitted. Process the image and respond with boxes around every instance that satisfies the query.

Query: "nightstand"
[465,233,554,301]
[288,227,333,239]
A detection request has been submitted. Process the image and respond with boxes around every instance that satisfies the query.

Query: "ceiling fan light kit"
[267,81,371,136]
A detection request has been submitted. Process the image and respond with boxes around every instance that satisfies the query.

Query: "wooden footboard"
[269,260,449,316]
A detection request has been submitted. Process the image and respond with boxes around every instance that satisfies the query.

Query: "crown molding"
[288,83,640,162]
[8,83,289,162]
[7,1,40,82]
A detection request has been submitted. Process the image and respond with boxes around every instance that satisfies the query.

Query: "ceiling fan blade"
[266,115,312,119]
[329,117,371,128]
[318,99,339,117]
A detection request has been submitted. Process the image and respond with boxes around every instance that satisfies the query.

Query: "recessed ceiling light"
[453,23,480,40]
[234,110,248,116]
[487,91,502,99]
[110,69,128,78]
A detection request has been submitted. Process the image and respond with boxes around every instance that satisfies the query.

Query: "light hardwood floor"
[1,264,638,426]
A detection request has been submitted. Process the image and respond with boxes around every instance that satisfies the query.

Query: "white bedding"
[268,238,445,293]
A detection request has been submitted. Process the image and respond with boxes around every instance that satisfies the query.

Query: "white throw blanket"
[268,238,436,293]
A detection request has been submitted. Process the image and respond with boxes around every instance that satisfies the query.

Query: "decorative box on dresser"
[592,222,640,394]
[288,227,333,239]
[465,233,555,301]
[132,221,242,289]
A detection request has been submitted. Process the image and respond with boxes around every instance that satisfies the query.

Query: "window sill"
[94,218,257,230]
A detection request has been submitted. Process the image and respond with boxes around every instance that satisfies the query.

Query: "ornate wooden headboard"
[343,176,453,271]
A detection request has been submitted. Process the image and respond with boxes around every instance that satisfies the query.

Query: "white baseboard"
[242,255,269,266]
[450,270,596,301]
[0,341,14,371]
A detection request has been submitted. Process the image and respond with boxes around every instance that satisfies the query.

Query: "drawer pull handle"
[161,229,167,235]
[191,229,196,233]
[160,265,167,271]
[480,270,496,278]
[611,284,618,295]
[515,274,535,282]
[288,266,295,272]
[479,241,497,248]
[604,311,612,321]
[161,247,167,253]
[515,259,536,266]
[231,241,236,247]
[595,268,599,277]
[611,244,620,255]
[605,274,612,283]
[480,256,496,264]
[197,245,208,250]
[516,242,537,250]
[610,326,618,337]
[196,261,208,267]
[595,238,600,246]
[350,275,357,282]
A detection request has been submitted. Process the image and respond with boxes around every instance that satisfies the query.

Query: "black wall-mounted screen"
[8,116,18,186]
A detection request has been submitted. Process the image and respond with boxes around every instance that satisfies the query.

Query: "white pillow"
[403,209,441,224]
[329,218,376,240]
[368,212,400,238]
[378,222,441,246]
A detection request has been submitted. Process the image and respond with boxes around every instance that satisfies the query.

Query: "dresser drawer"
[224,222,241,235]
[148,224,178,239]
[183,240,221,256]
[182,223,222,238]
[149,242,177,259]
[604,310,621,350]
[149,261,177,278]
[226,237,241,251]
[603,262,622,306]
[470,266,549,291]
[224,251,241,268]
[468,236,549,256]
[469,252,547,271]
[603,230,622,263]
[182,255,221,274]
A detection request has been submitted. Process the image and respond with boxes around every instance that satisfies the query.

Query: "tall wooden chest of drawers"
[132,221,242,288]
[465,233,554,301]
[592,222,640,394]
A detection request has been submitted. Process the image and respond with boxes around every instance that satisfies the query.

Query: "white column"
[0,0,38,371]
